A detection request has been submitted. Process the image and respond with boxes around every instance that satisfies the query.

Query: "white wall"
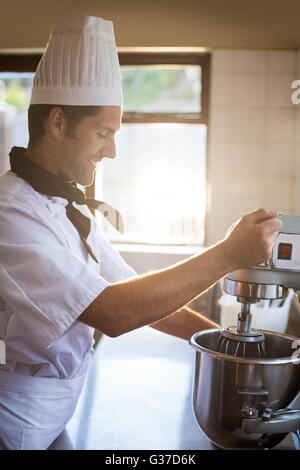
[295,51,300,215]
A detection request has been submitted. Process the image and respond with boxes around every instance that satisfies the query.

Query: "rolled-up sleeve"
[0,204,110,348]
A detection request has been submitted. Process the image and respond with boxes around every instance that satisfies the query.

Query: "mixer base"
[210,433,299,450]
[275,432,300,450]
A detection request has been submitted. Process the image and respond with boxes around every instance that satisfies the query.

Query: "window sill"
[112,242,205,256]
[111,242,206,274]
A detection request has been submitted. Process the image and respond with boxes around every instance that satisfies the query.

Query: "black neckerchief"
[9,146,124,264]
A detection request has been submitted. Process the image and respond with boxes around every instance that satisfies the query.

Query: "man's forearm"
[150,305,220,341]
[79,240,233,337]
[79,209,282,337]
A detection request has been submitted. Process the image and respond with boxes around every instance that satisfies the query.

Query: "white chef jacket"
[0,171,136,449]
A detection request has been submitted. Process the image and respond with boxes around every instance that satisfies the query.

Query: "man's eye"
[97,132,107,138]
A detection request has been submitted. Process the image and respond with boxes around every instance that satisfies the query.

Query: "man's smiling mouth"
[87,157,102,168]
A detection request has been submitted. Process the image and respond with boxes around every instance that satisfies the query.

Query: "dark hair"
[27,104,101,148]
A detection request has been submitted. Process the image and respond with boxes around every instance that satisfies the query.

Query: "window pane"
[0,72,33,174]
[95,123,206,245]
[122,66,201,113]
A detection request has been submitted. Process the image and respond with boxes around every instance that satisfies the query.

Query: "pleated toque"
[30,15,122,106]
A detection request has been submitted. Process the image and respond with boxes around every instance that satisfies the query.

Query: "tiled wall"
[206,49,298,246]
[295,51,300,219]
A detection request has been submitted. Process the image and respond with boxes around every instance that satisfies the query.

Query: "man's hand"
[222,208,283,270]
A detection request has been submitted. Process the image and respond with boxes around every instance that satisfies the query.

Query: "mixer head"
[218,214,300,359]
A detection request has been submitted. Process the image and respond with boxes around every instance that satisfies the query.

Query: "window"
[0,71,34,174]
[0,52,210,245]
[96,53,210,246]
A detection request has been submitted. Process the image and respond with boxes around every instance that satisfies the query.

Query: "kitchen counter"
[65,326,214,450]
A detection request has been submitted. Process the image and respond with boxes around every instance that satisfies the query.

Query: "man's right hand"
[222,208,283,270]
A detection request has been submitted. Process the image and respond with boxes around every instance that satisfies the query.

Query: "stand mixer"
[190,214,300,450]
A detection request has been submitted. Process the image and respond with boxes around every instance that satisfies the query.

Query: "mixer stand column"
[237,302,252,335]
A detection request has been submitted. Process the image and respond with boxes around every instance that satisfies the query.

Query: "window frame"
[119,52,210,125]
[115,52,210,247]
[0,51,210,124]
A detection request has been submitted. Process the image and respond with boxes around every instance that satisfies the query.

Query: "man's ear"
[46,107,67,141]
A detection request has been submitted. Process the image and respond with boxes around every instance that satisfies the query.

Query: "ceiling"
[2,0,300,50]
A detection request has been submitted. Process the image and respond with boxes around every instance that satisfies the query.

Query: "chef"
[0,15,282,450]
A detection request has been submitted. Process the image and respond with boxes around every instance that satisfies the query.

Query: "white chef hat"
[30,15,122,106]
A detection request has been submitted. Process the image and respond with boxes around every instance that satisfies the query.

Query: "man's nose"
[103,137,116,160]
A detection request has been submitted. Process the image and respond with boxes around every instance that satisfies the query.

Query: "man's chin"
[76,172,95,188]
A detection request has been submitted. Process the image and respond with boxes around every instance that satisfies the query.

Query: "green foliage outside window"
[121,67,200,112]
[5,81,28,111]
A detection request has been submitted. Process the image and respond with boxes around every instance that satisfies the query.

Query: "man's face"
[59,106,121,186]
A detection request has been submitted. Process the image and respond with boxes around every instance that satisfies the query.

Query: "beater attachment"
[216,301,266,359]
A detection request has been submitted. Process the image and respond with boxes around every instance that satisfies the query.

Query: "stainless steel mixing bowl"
[189,328,300,449]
